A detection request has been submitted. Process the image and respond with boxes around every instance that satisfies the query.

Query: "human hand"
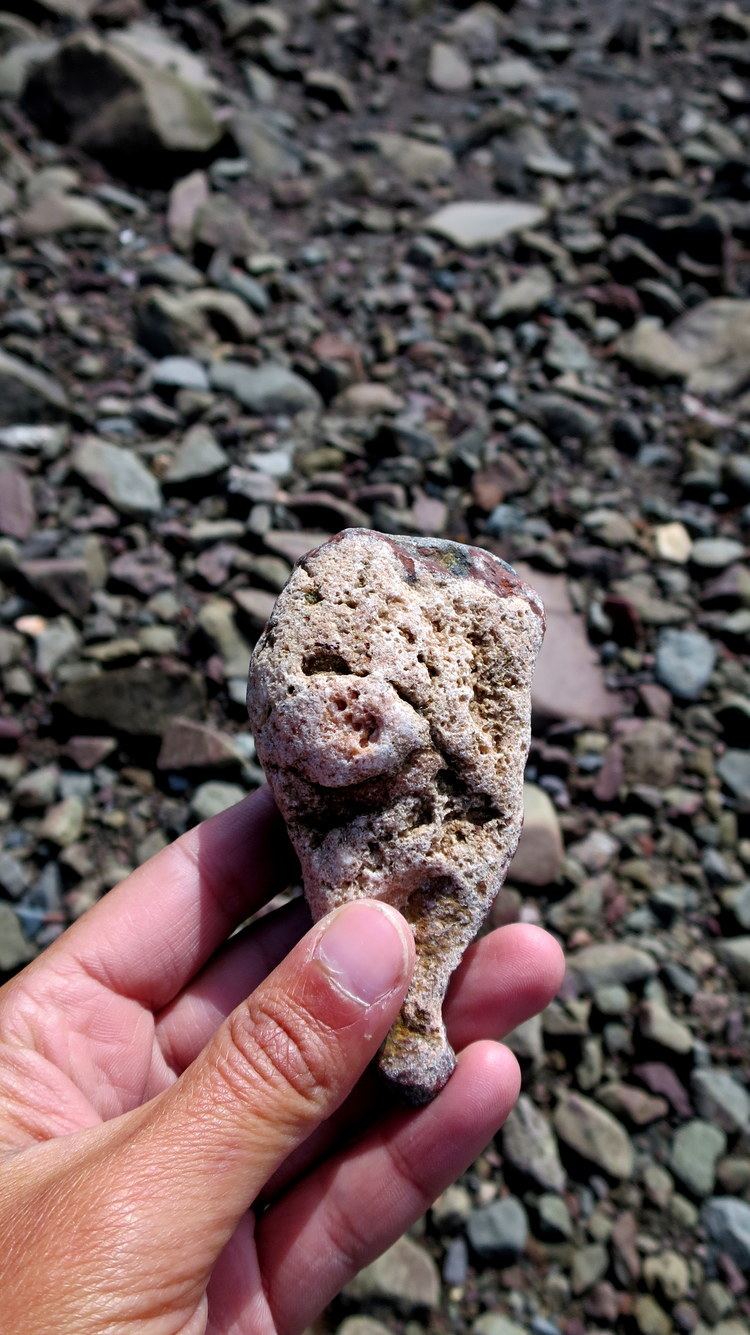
[0,788,564,1335]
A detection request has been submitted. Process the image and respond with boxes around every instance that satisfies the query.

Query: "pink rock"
[0,467,35,540]
[157,717,241,771]
[514,564,622,726]
[247,528,544,1102]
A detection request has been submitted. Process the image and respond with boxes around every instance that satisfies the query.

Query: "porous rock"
[247,528,544,1103]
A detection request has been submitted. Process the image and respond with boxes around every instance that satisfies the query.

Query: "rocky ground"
[0,0,749,1331]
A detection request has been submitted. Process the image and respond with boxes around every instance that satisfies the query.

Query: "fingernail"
[315,901,411,1006]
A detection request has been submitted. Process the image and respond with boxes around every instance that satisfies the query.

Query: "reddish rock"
[19,557,91,616]
[157,717,242,771]
[64,736,117,770]
[514,565,622,726]
[0,467,35,540]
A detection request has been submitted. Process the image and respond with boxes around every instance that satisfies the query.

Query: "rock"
[198,597,252,679]
[167,169,209,251]
[508,784,564,887]
[39,795,85,847]
[72,437,162,517]
[670,1120,727,1197]
[22,33,222,182]
[487,267,554,322]
[370,132,454,185]
[616,319,693,381]
[304,69,356,111]
[0,467,35,539]
[514,567,621,726]
[209,361,321,415]
[553,1091,634,1179]
[429,41,473,92]
[632,1295,672,1335]
[643,1250,691,1303]
[691,537,745,570]
[691,1069,750,1135]
[247,530,544,1104]
[16,190,115,237]
[0,903,35,972]
[333,383,404,416]
[502,1094,566,1192]
[157,719,242,771]
[345,1235,441,1312]
[655,628,716,701]
[19,558,92,617]
[0,350,68,426]
[654,522,692,564]
[190,781,245,821]
[639,999,693,1056]
[467,1196,529,1262]
[164,425,228,485]
[536,1193,573,1241]
[718,936,750,986]
[702,1197,750,1272]
[150,357,209,393]
[571,1243,608,1295]
[58,666,205,736]
[670,298,750,400]
[424,200,546,250]
[717,752,750,804]
[568,942,657,991]
[472,1318,527,1335]
[337,1321,392,1335]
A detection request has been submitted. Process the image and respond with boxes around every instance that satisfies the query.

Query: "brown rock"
[514,565,622,726]
[0,467,35,540]
[509,783,564,887]
[157,718,242,771]
[247,529,544,1102]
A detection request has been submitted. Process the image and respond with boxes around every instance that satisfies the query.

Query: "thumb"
[131,898,413,1265]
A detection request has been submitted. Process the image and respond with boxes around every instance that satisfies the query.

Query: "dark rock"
[58,666,205,736]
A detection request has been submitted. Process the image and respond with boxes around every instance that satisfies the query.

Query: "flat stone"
[345,1235,441,1312]
[165,424,228,484]
[429,40,473,92]
[248,529,544,1104]
[209,361,321,415]
[19,558,92,617]
[0,467,35,539]
[568,942,657,990]
[655,627,716,701]
[717,751,750,804]
[370,132,454,185]
[0,903,35,972]
[158,718,242,771]
[39,795,85,847]
[467,1196,528,1262]
[553,1091,634,1179]
[719,936,750,986]
[654,521,692,564]
[58,666,205,736]
[691,537,746,570]
[16,190,115,237]
[702,1197,750,1272]
[150,356,209,392]
[671,1120,727,1197]
[670,298,750,400]
[616,318,694,381]
[190,781,245,821]
[501,1093,566,1191]
[424,200,546,250]
[514,566,622,726]
[508,783,564,887]
[691,1069,750,1136]
[0,350,68,426]
[72,437,162,517]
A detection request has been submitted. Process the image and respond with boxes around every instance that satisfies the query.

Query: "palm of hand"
[0,790,563,1335]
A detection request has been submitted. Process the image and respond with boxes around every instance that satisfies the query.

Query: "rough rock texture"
[247,528,544,1102]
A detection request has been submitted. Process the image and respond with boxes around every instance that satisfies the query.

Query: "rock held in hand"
[247,528,544,1103]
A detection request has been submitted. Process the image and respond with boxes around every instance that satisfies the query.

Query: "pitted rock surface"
[247,529,545,1103]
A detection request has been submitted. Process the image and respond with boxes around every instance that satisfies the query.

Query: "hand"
[0,788,564,1335]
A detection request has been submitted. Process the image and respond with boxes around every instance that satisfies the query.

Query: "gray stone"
[191,781,246,822]
[58,666,205,736]
[0,903,35,971]
[719,936,750,986]
[424,200,546,250]
[150,357,209,392]
[345,1235,441,1312]
[467,1196,529,1262]
[508,784,564,887]
[691,1069,750,1135]
[502,1094,566,1192]
[702,1197,750,1272]
[472,1317,528,1335]
[655,628,716,701]
[568,942,657,990]
[671,1120,727,1197]
[72,437,162,517]
[165,424,228,484]
[717,751,750,804]
[553,1091,634,1179]
[209,361,321,415]
[428,40,473,92]
[0,350,68,426]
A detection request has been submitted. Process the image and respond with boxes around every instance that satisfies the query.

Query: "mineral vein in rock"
[246,528,545,1103]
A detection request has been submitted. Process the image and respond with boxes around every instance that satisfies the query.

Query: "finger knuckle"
[222,990,334,1115]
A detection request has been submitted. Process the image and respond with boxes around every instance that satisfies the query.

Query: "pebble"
[670,1120,727,1198]
[467,1197,529,1263]
[655,628,717,701]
